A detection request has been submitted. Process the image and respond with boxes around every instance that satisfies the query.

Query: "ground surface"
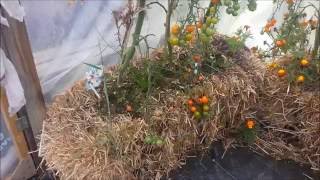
[169,142,318,180]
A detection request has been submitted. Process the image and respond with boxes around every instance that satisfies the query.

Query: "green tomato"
[169,37,179,46]
[210,7,216,14]
[206,17,213,25]
[226,7,233,14]
[203,105,210,112]
[185,33,193,41]
[144,136,152,144]
[206,28,215,36]
[156,139,164,145]
[211,17,218,25]
[232,10,238,16]
[233,3,240,10]
[200,33,209,43]
[248,2,257,11]
[194,111,201,119]
[179,40,186,46]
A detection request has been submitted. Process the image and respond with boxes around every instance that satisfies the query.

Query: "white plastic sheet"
[20,0,318,102]
[0,49,26,116]
[0,0,25,22]
[22,0,124,101]
[0,15,9,27]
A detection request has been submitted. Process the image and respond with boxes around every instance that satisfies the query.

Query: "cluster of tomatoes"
[200,7,218,43]
[263,18,276,33]
[269,58,310,83]
[222,0,256,15]
[169,23,198,47]
[187,96,210,120]
[168,6,218,47]
[299,18,318,30]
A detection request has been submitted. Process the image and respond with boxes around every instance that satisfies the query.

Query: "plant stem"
[99,42,111,117]
[165,0,175,60]
[204,1,213,22]
[312,9,320,58]
[104,77,111,117]
[118,0,146,83]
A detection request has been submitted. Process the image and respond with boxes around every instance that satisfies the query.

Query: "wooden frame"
[0,88,36,180]
[0,88,28,160]
[0,2,47,178]
[0,5,46,137]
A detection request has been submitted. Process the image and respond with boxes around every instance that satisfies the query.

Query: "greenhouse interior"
[0,0,319,179]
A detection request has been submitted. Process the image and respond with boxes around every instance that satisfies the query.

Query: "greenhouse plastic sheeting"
[21,0,318,102]
[0,49,26,116]
[0,0,25,22]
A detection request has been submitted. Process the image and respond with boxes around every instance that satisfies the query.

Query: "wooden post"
[0,88,29,160]
[0,6,46,137]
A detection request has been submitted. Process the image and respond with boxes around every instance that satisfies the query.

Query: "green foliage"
[129,63,149,92]
[83,62,102,70]
[226,37,244,53]
[240,128,256,144]
[226,27,252,53]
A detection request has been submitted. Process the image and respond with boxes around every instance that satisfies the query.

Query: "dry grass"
[253,69,320,171]
[40,53,320,179]
[40,53,262,179]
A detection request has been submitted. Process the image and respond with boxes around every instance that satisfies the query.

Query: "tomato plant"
[262,0,320,85]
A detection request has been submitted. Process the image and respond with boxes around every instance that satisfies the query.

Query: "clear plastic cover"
[20,0,318,102]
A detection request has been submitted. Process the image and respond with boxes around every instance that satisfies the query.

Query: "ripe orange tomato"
[211,0,220,5]
[246,119,255,129]
[277,69,286,77]
[187,99,194,106]
[186,25,195,33]
[300,59,309,67]
[286,0,293,4]
[192,54,202,62]
[268,62,278,69]
[276,40,282,47]
[201,96,209,104]
[126,105,133,112]
[190,106,197,112]
[171,24,180,35]
[276,39,286,47]
[296,75,305,83]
